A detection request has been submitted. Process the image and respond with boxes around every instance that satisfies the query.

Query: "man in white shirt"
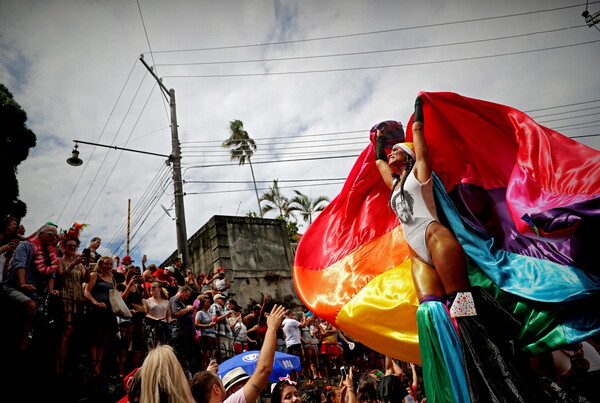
[282,310,306,358]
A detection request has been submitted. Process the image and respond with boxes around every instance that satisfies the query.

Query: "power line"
[68,71,150,224]
[537,111,600,124]
[80,81,159,224]
[185,181,346,196]
[163,39,600,78]
[570,133,600,138]
[146,3,594,54]
[525,98,600,113]
[55,57,139,227]
[184,178,346,184]
[182,129,366,143]
[156,25,583,67]
[105,166,172,256]
[182,154,360,171]
[182,136,368,149]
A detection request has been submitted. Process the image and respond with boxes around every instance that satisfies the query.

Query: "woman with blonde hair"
[138,344,195,403]
[143,281,172,348]
[83,255,117,375]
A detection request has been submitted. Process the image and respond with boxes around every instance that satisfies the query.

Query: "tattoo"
[250,383,260,394]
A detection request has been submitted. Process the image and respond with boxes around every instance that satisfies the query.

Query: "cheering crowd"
[0,217,425,402]
[1,217,599,403]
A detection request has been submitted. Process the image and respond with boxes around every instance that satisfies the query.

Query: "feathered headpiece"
[63,222,88,241]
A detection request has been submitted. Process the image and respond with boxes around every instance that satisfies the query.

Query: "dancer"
[375,97,539,402]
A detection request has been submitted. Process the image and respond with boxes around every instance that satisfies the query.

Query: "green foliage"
[0,83,37,219]
[288,190,330,226]
[260,179,293,219]
[286,220,299,243]
[221,119,256,166]
[223,119,262,216]
[273,215,299,244]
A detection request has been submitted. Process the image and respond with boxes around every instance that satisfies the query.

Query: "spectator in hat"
[212,267,231,296]
[209,293,234,361]
[190,304,287,403]
[2,223,60,352]
[164,266,177,286]
[222,367,251,397]
[115,255,134,275]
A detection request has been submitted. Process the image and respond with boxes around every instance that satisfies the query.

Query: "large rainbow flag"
[293,92,600,363]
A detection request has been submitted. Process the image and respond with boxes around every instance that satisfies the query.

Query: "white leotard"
[390,171,439,265]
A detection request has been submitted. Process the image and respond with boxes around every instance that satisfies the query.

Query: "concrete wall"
[162,215,302,309]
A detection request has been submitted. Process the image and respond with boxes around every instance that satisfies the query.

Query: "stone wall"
[162,215,302,309]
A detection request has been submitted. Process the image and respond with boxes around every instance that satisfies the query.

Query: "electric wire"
[185,180,346,196]
[146,2,596,54]
[67,70,150,225]
[80,80,158,224]
[110,171,172,256]
[537,111,600,124]
[129,213,169,255]
[136,0,170,121]
[185,178,346,184]
[55,57,139,227]
[156,25,584,67]
[181,135,367,149]
[163,39,600,78]
[106,167,171,253]
[105,166,172,256]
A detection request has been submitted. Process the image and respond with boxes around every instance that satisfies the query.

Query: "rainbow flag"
[293,92,600,363]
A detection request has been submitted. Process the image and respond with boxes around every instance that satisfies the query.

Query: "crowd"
[0,216,599,402]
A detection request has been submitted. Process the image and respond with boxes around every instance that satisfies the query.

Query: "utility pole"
[127,198,131,255]
[139,55,191,268]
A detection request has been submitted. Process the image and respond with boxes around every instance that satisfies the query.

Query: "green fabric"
[467,258,571,355]
[417,304,456,403]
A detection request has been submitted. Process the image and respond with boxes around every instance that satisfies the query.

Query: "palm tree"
[289,190,330,226]
[260,180,292,219]
[222,120,262,217]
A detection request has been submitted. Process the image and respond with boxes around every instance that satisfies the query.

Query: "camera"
[340,366,347,378]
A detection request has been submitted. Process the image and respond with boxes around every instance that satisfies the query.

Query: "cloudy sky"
[1,0,599,267]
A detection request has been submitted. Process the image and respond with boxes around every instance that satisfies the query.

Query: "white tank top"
[391,171,439,242]
[145,297,169,321]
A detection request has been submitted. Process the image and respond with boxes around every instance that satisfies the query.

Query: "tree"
[260,180,292,219]
[288,190,330,226]
[0,84,37,219]
[286,220,299,244]
[222,120,262,217]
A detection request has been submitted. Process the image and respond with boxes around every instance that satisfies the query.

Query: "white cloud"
[1,0,598,264]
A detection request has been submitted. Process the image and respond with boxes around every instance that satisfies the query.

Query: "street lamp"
[67,143,83,166]
[67,55,191,269]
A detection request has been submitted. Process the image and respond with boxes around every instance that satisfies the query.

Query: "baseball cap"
[222,367,250,392]
[122,255,134,263]
[214,293,226,300]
